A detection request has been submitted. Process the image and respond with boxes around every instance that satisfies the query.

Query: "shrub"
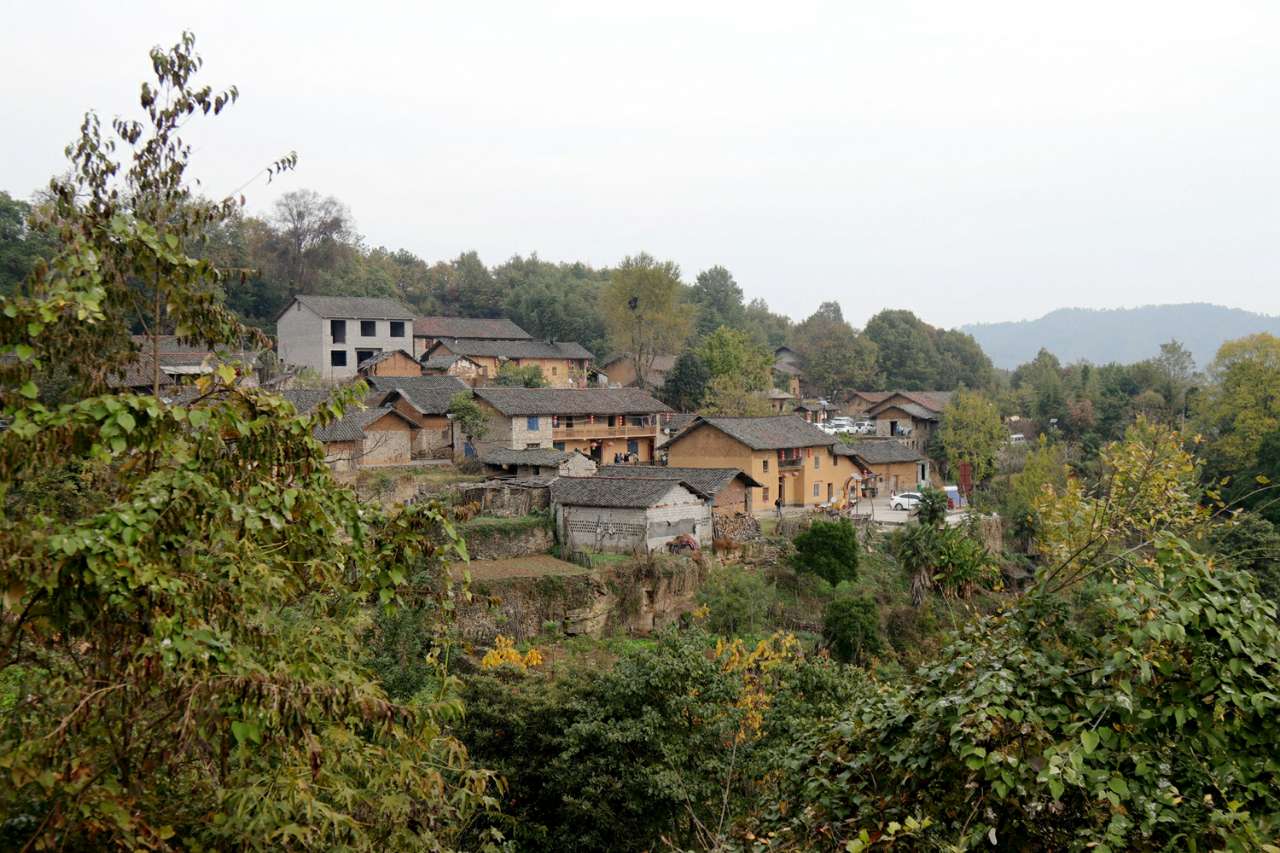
[697,562,773,636]
[822,595,882,664]
[791,518,860,585]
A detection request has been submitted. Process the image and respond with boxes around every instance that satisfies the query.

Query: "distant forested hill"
[962,303,1280,370]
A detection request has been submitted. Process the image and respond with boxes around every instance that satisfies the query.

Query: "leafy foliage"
[658,350,710,411]
[791,518,860,585]
[447,391,488,442]
[600,253,691,392]
[937,389,1007,483]
[754,539,1280,851]
[0,34,497,850]
[697,563,774,637]
[494,362,548,387]
[821,595,882,664]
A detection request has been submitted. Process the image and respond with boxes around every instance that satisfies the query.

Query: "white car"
[890,491,923,511]
[852,420,876,434]
[827,417,855,434]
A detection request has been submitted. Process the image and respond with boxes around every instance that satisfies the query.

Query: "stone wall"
[456,555,706,643]
[460,516,554,560]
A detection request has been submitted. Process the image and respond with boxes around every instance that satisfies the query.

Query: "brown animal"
[711,537,738,558]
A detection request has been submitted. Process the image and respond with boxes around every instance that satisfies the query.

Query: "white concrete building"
[276,295,416,381]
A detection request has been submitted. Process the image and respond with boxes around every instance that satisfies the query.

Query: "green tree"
[822,595,882,664]
[495,362,548,387]
[697,325,772,391]
[689,265,746,338]
[936,328,994,390]
[448,391,488,444]
[0,190,56,295]
[1196,333,1280,471]
[791,518,860,585]
[601,253,692,392]
[658,350,710,411]
[791,302,879,397]
[696,563,773,636]
[0,33,495,849]
[701,373,772,416]
[864,309,943,389]
[937,389,1007,483]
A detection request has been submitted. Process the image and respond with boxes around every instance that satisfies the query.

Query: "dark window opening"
[360,320,376,337]
[330,350,347,367]
[356,349,379,365]
[390,320,405,337]
[330,320,346,343]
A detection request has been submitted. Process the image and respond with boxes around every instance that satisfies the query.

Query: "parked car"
[890,491,922,511]
[852,420,876,434]
[827,416,855,434]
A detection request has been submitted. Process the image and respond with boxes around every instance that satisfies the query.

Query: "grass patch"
[459,513,552,533]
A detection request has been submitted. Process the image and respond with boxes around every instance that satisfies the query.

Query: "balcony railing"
[552,422,657,439]
[778,456,804,469]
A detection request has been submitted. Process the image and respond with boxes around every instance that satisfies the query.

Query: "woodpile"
[712,512,762,544]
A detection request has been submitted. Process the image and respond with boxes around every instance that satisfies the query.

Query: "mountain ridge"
[961,303,1280,370]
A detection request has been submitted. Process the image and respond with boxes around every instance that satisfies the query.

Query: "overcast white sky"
[4,1,1279,327]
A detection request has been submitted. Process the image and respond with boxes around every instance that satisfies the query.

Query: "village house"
[792,398,838,425]
[422,339,593,387]
[467,387,671,463]
[767,388,795,414]
[834,437,931,497]
[421,352,487,382]
[110,335,263,391]
[365,375,469,459]
[356,348,423,378]
[846,390,891,415]
[772,346,803,397]
[278,389,419,471]
[275,295,415,381]
[480,447,598,480]
[664,415,865,512]
[550,476,713,554]
[410,316,531,359]
[865,391,953,453]
[600,354,677,390]
[597,465,762,516]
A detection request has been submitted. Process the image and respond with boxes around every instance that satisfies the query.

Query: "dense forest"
[2,34,1279,852]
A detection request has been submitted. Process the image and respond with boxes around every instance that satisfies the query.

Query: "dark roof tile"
[413,316,531,340]
[474,387,671,416]
[597,464,762,493]
[673,416,834,451]
[551,476,710,508]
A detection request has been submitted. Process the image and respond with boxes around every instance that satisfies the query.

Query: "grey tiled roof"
[674,416,834,451]
[413,316,531,340]
[421,355,462,371]
[869,400,940,422]
[480,447,572,467]
[285,295,414,321]
[834,438,925,464]
[276,389,339,414]
[866,391,953,417]
[432,339,594,361]
[366,375,468,414]
[314,406,417,442]
[474,387,671,416]
[551,476,710,508]
[356,349,420,371]
[597,464,763,494]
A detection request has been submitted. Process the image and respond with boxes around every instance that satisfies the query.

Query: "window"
[390,320,405,338]
[330,350,347,367]
[553,441,565,451]
[360,320,376,337]
[627,439,639,455]
[762,487,769,503]
[607,415,617,427]
[525,442,541,449]
[527,416,540,431]
[330,320,346,343]
[564,416,575,429]
[814,454,820,470]
[762,459,769,473]
[551,365,558,375]
[356,349,379,365]
[813,482,821,498]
